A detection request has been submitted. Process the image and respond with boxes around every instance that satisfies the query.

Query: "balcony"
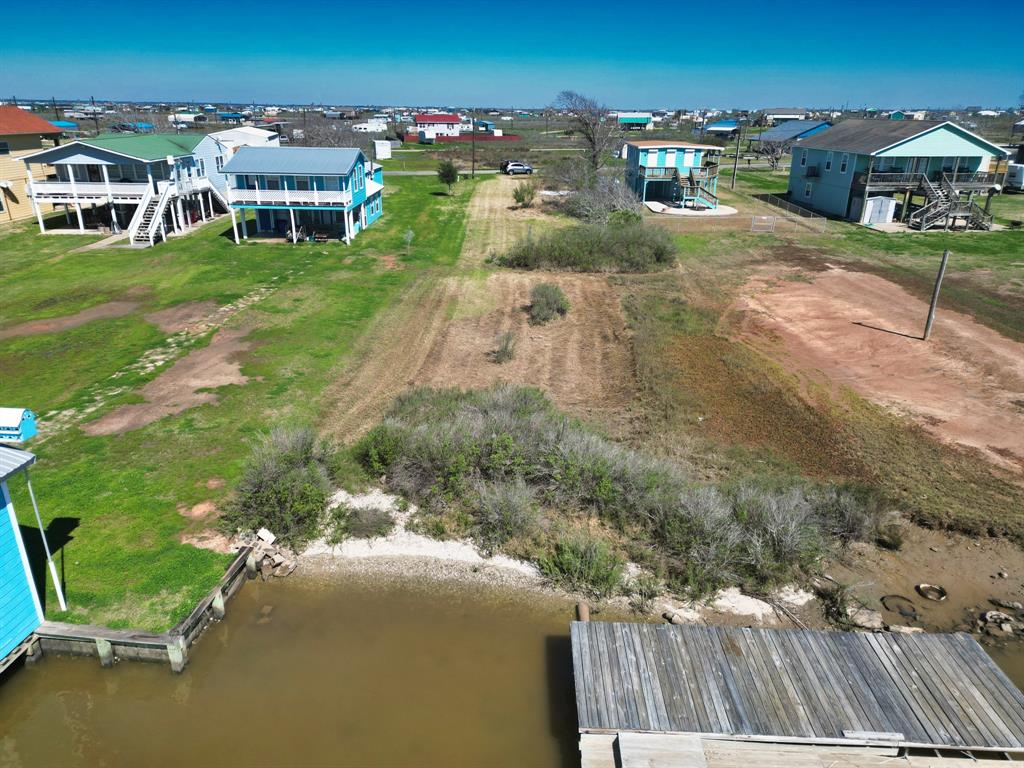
[227,187,353,207]
[639,167,678,180]
[856,170,1003,190]
[28,180,151,203]
[804,164,820,178]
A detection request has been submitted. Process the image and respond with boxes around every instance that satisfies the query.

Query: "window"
[197,159,206,177]
[804,182,812,198]
[799,149,807,167]
[215,155,224,171]
[840,153,849,174]
[0,141,9,155]
[824,151,833,172]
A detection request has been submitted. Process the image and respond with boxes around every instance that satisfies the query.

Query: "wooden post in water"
[576,603,590,622]
[923,249,950,341]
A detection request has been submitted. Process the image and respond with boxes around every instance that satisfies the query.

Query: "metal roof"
[0,408,30,429]
[795,119,1007,156]
[220,146,363,176]
[572,622,1024,752]
[752,119,831,143]
[79,133,204,160]
[626,140,723,150]
[0,445,35,484]
[0,106,63,136]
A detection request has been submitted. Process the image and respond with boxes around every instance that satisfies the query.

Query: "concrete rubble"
[235,530,297,580]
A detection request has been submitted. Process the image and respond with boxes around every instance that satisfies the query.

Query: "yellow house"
[0,106,62,225]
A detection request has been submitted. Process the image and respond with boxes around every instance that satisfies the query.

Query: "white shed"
[373,140,392,160]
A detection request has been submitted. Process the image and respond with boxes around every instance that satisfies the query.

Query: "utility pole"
[731,118,743,189]
[923,249,950,340]
[90,96,99,134]
[470,106,476,178]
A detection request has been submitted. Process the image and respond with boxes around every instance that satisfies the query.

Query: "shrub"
[221,427,338,547]
[538,532,624,597]
[329,504,395,542]
[512,181,537,208]
[492,330,517,363]
[498,223,676,273]
[626,573,662,614]
[355,386,884,597]
[528,282,570,325]
[472,478,539,545]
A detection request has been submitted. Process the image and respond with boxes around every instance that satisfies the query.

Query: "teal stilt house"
[624,140,723,210]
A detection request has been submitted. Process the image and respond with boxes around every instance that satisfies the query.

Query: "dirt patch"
[205,477,226,490]
[179,500,216,519]
[144,300,218,333]
[0,300,140,340]
[82,329,251,435]
[377,254,402,270]
[826,523,1024,634]
[461,175,563,267]
[415,273,636,433]
[179,529,234,553]
[735,265,1024,473]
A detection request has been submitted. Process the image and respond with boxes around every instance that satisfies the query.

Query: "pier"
[571,622,1024,767]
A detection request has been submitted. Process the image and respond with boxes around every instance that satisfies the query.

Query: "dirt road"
[735,264,1024,473]
[321,175,637,440]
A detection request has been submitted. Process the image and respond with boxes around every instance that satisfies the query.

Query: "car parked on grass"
[501,161,533,175]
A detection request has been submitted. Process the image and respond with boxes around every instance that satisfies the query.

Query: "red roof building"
[413,113,460,125]
[0,106,62,139]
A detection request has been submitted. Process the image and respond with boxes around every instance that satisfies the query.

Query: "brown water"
[0,574,1021,768]
[0,575,583,768]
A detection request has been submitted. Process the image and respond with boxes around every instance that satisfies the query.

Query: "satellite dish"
[991,184,1002,193]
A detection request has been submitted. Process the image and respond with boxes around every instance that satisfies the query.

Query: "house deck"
[571,622,1024,753]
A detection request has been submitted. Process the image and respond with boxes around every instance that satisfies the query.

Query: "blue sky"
[4,0,1022,108]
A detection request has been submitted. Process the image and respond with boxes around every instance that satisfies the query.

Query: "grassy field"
[0,175,475,630]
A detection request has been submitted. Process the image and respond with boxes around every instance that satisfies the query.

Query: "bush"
[222,427,338,547]
[328,503,395,543]
[472,478,538,545]
[491,330,517,363]
[498,223,677,273]
[512,181,536,208]
[626,573,662,614]
[528,282,570,325]
[354,386,883,597]
[538,532,624,597]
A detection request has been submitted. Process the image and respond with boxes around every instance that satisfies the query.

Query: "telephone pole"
[731,118,744,189]
[471,106,476,178]
[923,250,950,340]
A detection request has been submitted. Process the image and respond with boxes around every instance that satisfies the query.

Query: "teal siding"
[787,146,859,218]
[0,482,42,660]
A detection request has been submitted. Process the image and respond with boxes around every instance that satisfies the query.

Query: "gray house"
[786,120,1008,230]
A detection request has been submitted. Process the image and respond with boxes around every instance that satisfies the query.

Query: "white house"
[353,120,388,133]
[413,113,461,137]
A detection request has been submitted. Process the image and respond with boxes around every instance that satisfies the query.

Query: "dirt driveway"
[735,264,1024,473]
[321,176,637,440]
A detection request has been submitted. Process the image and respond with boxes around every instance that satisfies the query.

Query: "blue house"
[787,119,1008,230]
[0,409,37,443]
[703,119,739,138]
[624,140,723,210]
[750,120,831,145]
[0,446,61,667]
[221,146,384,244]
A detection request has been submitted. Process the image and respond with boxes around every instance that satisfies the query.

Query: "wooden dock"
[571,622,1024,754]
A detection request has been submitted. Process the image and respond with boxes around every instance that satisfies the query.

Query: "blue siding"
[193,135,230,195]
[0,482,42,660]
[787,146,860,218]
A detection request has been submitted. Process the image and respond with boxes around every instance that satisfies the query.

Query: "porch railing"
[859,170,1003,188]
[28,180,150,200]
[227,188,353,207]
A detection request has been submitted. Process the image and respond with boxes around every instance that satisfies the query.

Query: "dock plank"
[570,622,1024,753]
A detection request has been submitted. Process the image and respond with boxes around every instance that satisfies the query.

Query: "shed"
[373,139,392,160]
[0,408,36,443]
[1,445,67,666]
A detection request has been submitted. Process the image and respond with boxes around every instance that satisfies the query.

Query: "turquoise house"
[220,146,383,244]
[1,447,54,667]
[624,140,723,209]
[787,119,1008,230]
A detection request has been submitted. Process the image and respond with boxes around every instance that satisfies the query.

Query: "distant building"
[352,120,387,133]
[703,119,739,138]
[221,146,383,245]
[412,113,461,137]
[624,140,723,209]
[762,108,808,124]
[787,119,1008,229]
[616,112,654,131]
[0,105,63,224]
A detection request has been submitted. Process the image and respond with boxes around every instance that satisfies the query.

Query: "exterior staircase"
[909,175,993,231]
[128,183,176,246]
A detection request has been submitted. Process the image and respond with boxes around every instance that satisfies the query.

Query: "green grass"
[0,176,475,630]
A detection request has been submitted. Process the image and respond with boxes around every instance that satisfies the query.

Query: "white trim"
[840,153,849,174]
[824,151,833,172]
[2,480,45,623]
[799,149,807,167]
[804,182,813,198]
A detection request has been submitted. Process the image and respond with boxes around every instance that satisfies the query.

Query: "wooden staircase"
[909,175,993,231]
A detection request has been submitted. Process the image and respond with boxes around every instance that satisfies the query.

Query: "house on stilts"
[20,132,264,246]
[220,146,383,244]
[624,140,723,210]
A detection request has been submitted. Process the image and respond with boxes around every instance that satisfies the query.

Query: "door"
[910,157,929,177]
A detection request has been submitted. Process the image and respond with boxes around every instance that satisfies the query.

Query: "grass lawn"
[0,176,475,631]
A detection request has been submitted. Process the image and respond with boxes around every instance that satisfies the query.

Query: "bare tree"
[753,140,792,171]
[554,90,616,171]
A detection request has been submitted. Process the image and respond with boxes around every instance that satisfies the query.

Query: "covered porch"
[229,204,367,244]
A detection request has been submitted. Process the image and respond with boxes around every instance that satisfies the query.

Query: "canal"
[0,573,1021,767]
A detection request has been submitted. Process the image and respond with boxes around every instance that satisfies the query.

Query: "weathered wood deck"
[571,622,1024,753]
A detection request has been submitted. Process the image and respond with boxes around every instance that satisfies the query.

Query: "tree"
[437,159,459,194]
[554,90,616,171]
[753,139,792,171]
